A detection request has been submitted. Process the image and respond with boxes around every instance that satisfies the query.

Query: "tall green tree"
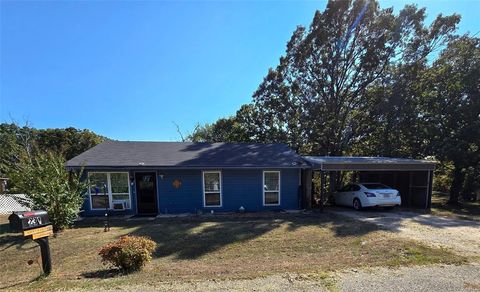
[421,36,480,203]
[252,0,459,155]
[350,61,431,158]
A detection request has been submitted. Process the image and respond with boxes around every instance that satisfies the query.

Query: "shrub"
[9,151,86,231]
[99,235,157,271]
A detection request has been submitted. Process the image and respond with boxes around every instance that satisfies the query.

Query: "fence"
[0,194,30,214]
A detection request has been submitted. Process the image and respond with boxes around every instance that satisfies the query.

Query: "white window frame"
[202,171,222,207]
[263,170,281,206]
[88,172,131,211]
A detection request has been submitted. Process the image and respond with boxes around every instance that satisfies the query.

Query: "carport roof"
[303,156,436,171]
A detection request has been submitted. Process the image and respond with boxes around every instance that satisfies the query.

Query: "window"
[362,183,392,190]
[203,171,222,207]
[110,173,130,207]
[88,172,131,210]
[263,171,280,206]
[351,185,361,191]
[89,172,109,209]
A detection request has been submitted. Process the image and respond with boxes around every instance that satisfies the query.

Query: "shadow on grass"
[112,212,378,260]
[0,273,46,290]
[81,268,125,279]
[0,233,33,251]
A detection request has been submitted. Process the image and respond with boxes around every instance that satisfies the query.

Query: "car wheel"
[353,198,362,211]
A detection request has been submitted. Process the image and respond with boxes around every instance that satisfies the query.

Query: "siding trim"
[202,170,223,208]
[263,170,281,206]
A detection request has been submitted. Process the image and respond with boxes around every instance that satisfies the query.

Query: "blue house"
[66,141,309,216]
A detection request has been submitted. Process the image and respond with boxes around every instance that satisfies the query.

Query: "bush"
[433,162,453,194]
[99,235,157,271]
[9,151,86,231]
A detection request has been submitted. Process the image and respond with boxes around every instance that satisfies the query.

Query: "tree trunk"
[448,164,464,205]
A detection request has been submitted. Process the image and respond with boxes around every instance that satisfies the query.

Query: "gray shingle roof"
[66,141,308,168]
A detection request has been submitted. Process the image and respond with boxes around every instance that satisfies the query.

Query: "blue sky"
[1,0,478,141]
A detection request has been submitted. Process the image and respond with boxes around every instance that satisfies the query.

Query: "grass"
[0,212,466,291]
[431,192,480,221]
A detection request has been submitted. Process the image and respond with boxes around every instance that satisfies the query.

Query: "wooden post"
[34,237,52,275]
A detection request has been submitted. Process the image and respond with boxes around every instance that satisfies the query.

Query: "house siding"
[82,168,301,216]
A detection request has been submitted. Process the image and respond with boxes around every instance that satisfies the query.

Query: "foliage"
[35,127,105,160]
[0,123,105,191]
[189,1,479,203]
[9,151,87,231]
[420,36,480,202]
[188,117,249,143]
[251,0,459,155]
[433,162,453,194]
[99,235,157,272]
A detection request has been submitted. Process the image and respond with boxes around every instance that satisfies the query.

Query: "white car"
[332,183,401,210]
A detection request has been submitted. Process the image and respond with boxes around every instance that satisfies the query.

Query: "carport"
[301,157,436,210]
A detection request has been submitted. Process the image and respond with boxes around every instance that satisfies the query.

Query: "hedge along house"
[65,141,309,216]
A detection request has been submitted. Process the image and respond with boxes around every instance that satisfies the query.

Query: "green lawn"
[0,212,466,291]
[431,192,480,221]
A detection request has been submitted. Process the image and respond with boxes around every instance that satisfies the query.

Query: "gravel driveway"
[328,208,480,257]
[340,263,480,291]
[71,265,480,292]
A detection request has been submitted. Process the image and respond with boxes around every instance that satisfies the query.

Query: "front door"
[135,172,158,215]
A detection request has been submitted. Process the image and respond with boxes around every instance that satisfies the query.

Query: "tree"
[0,122,37,182]
[350,61,432,158]
[9,151,87,231]
[187,108,254,143]
[35,127,105,160]
[0,123,105,191]
[252,0,459,155]
[420,36,480,203]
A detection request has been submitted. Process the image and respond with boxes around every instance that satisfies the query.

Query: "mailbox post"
[9,210,53,275]
[35,237,52,274]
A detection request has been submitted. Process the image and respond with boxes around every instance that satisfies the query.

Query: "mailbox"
[8,210,53,275]
[9,210,51,232]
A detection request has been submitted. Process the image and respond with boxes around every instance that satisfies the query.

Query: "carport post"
[425,170,433,211]
[320,171,326,212]
[301,169,313,209]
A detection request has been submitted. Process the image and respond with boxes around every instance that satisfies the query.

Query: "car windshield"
[362,183,391,190]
